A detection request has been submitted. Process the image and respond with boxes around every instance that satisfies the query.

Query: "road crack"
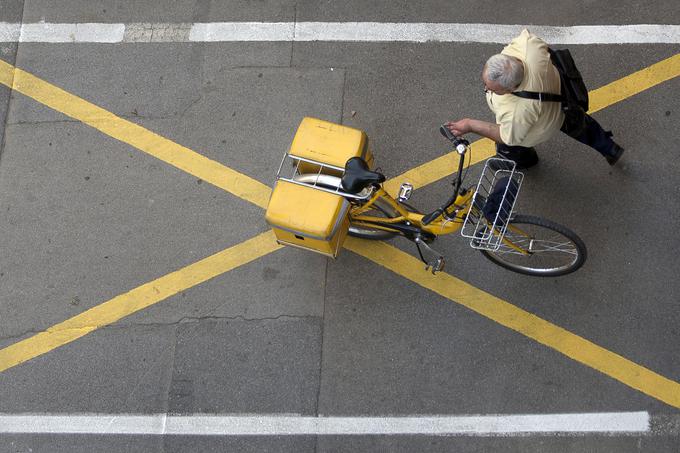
[0,314,319,343]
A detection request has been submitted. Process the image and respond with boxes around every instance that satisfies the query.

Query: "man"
[445,29,624,169]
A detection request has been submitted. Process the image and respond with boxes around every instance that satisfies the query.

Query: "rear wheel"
[348,199,423,240]
[348,197,401,240]
[479,214,587,277]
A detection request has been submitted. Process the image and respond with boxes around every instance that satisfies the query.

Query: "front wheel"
[479,214,587,277]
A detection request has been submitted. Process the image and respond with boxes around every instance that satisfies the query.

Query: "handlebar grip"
[421,208,443,225]
[439,125,470,151]
[439,125,457,142]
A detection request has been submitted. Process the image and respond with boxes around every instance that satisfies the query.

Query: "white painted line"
[18,23,125,43]
[200,22,680,44]
[0,23,20,42]
[294,22,522,42]
[0,412,650,436]
[526,24,680,44]
[189,22,295,42]
[1,22,680,43]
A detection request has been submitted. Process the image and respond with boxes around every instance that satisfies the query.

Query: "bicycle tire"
[291,173,400,240]
[479,214,587,277]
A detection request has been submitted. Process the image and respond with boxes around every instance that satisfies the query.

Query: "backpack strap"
[512,90,562,103]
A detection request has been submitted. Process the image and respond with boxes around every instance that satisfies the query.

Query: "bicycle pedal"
[425,257,445,274]
[397,182,413,202]
[434,257,445,273]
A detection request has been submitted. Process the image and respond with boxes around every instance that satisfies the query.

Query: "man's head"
[482,54,524,95]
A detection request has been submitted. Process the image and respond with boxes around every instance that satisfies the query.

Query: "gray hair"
[484,54,524,90]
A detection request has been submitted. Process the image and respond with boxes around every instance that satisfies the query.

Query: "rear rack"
[461,158,524,251]
[275,153,372,200]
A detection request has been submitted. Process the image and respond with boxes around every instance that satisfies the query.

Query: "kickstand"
[414,236,446,274]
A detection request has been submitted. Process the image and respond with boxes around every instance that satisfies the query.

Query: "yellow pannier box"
[265,117,371,258]
[290,117,373,173]
[266,180,350,257]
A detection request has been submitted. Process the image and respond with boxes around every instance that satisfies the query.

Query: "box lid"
[289,117,367,168]
[265,180,350,240]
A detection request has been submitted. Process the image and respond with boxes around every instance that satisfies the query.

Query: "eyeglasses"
[484,85,509,95]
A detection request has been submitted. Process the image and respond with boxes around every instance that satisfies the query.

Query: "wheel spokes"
[500,232,578,256]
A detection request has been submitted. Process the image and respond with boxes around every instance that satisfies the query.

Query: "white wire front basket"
[275,153,372,200]
[461,158,524,251]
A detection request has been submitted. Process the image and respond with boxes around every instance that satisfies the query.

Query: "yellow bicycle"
[285,125,586,277]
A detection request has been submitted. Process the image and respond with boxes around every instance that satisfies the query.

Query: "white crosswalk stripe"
[1,22,679,43]
[0,412,651,435]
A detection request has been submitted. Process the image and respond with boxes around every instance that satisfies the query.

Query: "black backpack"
[512,48,589,135]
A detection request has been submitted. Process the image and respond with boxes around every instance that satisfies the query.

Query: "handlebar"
[421,126,470,225]
[439,126,470,154]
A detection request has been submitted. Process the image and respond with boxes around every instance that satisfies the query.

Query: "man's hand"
[444,118,503,144]
[444,119,471,136]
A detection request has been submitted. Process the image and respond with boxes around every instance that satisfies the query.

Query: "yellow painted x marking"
[1,53,679,408]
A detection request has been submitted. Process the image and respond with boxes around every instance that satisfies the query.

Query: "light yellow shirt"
[485,29,564,147]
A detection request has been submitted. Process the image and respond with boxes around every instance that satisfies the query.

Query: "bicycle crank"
[414,236,446,274]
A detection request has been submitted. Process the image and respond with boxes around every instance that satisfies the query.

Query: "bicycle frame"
[349,186,474,237]
[352,184,532,258]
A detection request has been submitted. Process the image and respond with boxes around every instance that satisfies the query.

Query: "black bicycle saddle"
[341,157,385,194]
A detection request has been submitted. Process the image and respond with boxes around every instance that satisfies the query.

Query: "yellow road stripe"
[0,59,272,209]
[0,59,15,86]
[383,139,494,195]
[588,53,680,113]
[385,52,680,195]
[0,231,282,373]
[344,237,680,409]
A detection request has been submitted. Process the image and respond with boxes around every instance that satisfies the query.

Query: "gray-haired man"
[445,29,624,168]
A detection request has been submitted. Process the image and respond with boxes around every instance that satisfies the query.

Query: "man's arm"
[444,118,503,144]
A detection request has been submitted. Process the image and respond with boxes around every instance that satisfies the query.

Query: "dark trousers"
[496,114,617,168]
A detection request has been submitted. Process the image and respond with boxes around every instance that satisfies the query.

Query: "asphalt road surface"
[1,1,679,452]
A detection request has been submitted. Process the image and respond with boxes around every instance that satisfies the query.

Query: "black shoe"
[496,145,539,168]
[605,143,624,166]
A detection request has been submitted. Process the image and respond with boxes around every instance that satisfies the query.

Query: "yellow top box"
[289,117,369,168]
[266,180,350,240]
